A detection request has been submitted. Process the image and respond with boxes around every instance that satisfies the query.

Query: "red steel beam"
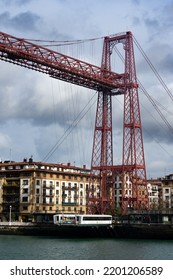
[0,31,125,94]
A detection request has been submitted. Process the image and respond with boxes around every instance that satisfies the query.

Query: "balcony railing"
[62,202,76,206]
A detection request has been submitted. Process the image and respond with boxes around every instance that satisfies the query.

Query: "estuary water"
[0,235,173,260]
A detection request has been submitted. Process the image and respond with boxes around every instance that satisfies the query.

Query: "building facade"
[1,159,173,223]
[161,174,173,209]
[115,173,148,210]
[147,179,161,210]
[0,159,100,222]
[115,174,161,211]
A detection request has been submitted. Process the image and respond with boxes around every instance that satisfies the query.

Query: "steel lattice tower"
[88,32,148,214]
[87,37,114,214]
[122,32,148,212]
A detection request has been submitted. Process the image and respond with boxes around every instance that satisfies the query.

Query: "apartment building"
[161,174,173,209]
[0,159,99,222]
[148,175,173,210]
[1,158,173,222]
[114,174,160,210]
[147,178,161,209]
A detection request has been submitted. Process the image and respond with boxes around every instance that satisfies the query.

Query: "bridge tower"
[88,32,148,214]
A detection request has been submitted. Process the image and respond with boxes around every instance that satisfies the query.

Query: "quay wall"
[0,222,173,239]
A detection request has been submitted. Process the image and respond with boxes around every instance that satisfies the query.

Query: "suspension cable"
[42,92,97,162]
[114,46,173,135]
[133,35,173,102]
[25,36,104,47]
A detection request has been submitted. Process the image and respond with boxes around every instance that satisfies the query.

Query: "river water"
[0,235,173,260]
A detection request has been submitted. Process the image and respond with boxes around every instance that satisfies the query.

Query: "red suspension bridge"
[0,30,172,214]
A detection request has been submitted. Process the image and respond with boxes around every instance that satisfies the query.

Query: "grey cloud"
[144,17,160,32]
[0,11,40,32]
[1,0,31,6]
[141,99,173,145]
[132,16,141,26]
[131,0,140,5]
[0,70,95,129]
[136,41,173,86]
[158,52,173,74]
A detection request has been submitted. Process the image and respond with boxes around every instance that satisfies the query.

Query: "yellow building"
[0,159,99,222]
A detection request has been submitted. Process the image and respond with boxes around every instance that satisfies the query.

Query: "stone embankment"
[0,222,173,239]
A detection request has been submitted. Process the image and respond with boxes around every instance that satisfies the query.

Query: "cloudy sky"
[0,0,173,178]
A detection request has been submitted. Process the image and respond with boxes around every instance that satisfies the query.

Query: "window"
[8,166,13,170]
[23,179,28,185]
[22,197,28,202]
[36,188,39,194]
[50,181,53,187]
[36,180,40,185]
[36,197,39,204]
[56,181,59,187]
[23,188,28,194]
[165,188,170,194]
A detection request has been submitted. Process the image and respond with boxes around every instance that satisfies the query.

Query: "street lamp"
[9,205,12,226]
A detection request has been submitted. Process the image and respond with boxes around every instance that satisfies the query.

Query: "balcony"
[62,202,76,206]
[3,199,20,204]
[62,185,78,190]
[43,192,54,197]
[3,182,19,187]
[43,184,55,189]
[62,192,67,197]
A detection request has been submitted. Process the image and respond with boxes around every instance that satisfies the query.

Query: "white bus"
[76,214,112,226]
[53,214,112,226]
[53,214,76,225]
